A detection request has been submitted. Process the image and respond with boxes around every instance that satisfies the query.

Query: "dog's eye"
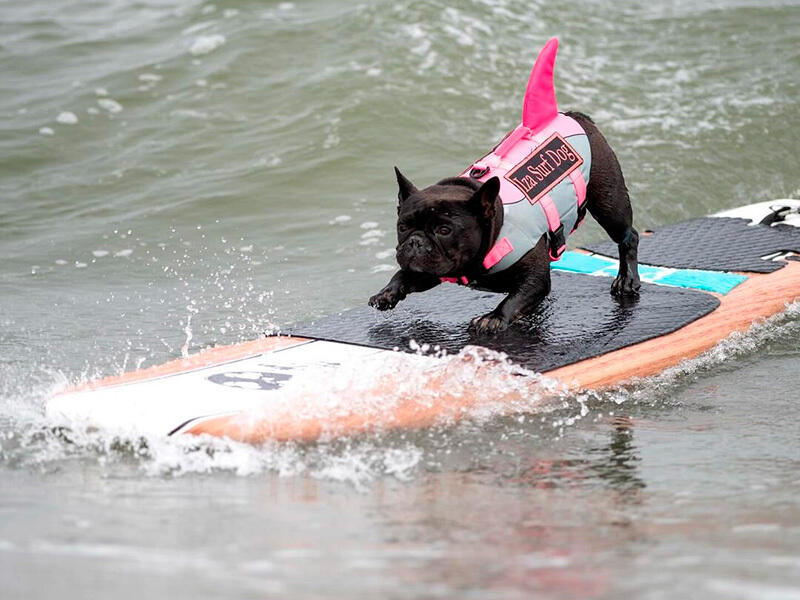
[398,223,408,233]
[436,225,452,236]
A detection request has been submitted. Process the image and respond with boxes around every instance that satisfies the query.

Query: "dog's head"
[392,168,502,277]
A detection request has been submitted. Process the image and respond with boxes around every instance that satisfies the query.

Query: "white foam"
[182,21,214,36]
[189,34,226,56]
[56,111,78,125]
[22,296,799,487]
[601,301,800,407]
[418,50,437,72]
[255,155,282,168]
[86,107,99,115]
[374,249,394,260]
[92,250,109,258]
[732,523,781,533]
[763,555,800,567]
[323,133,339,149]
[97,99,123,113]
[227,346,558,453]
[38,127,54,136]
[360,222,379,229]
[138,73,163,83]
[330,215,351,224]
[370,264,395,273]
[403,24,425,40]
[114,249,133,258]
[170,109,208,119]
[360,229,384,239]
[94,87,108,97]
[443,24,474,47]
[239,560,275,573]
[706,579,800,600]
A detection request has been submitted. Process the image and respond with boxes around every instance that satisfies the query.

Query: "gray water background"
[2,0,800,598]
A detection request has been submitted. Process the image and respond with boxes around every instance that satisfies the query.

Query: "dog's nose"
[407,234,428,250]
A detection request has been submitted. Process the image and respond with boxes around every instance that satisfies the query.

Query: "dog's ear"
[394,167,418,205]
[468,176,500,221]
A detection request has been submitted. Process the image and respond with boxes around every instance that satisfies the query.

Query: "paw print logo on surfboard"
[207,368,292,390]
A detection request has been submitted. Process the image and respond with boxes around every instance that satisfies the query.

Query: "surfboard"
[46,200,800,443]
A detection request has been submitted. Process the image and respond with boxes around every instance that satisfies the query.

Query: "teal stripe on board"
[553,252,746,295]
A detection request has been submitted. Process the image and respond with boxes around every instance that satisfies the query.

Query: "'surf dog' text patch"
[505,133,583,204]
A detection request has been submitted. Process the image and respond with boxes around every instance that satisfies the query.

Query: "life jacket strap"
[568,168,587,206]
[539,193,566,261]
[494,124,531,159]
[482,236,514,270]
[568,168,588,233]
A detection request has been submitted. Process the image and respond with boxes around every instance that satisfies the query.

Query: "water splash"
[180,303,198,359]
[2,291,798,487]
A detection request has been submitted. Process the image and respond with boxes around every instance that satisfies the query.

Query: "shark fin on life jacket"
[522,37,560,134]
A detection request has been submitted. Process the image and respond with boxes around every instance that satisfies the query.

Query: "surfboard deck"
[46,200,800,443]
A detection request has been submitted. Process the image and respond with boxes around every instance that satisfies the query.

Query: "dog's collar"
[440,275,471,285]
[438,235,514,285]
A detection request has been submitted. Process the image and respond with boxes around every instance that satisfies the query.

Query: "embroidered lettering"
[505,134,583,204]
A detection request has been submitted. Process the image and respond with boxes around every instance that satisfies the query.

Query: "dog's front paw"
[369,286,404,311]
[469,313,509,336]
[611,274,641,297]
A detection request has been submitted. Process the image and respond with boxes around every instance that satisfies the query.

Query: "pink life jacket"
[442,38,591,284]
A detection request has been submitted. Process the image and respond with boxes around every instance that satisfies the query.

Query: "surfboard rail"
[46,200,800,444]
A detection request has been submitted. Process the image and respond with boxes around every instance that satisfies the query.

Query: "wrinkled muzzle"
[396,233,453,274]
[396,234,435,272]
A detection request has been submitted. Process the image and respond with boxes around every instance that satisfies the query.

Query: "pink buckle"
[482,236,514,270]
[538,193,566,261]
[549,244,566,261]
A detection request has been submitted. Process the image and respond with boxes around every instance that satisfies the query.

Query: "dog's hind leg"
[589,178,641,297]
[608,226,641,296]
[566,112,641,296]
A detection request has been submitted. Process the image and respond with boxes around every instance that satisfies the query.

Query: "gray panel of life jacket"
[488,133,592,274]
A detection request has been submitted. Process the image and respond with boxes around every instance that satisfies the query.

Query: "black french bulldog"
[368,111,640,335]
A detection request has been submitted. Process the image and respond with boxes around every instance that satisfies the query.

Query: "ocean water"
[2,0,800,598]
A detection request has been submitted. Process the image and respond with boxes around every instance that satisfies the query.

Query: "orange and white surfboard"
[47,200,800,444]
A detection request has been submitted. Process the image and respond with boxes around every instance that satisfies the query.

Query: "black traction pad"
[290,272,719,373]
[584,217,800,273]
